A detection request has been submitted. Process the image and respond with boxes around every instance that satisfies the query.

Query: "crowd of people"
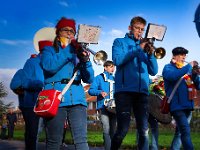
[3,4,200,150]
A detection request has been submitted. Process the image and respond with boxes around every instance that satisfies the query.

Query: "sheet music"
[146,24,167,41]
[77,24,101,44]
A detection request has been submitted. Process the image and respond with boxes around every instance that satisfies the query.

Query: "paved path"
[0,139,104,150]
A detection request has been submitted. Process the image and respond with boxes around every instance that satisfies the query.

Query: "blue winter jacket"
[162,62,200,112]
[40,43,94,107]
[22,55,44,107]
[88,71,115,109]
[112,33,158,94]
[10,69,26,108]
[10,55,44,108]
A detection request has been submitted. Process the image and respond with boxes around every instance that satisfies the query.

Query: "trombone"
[141,38,166,59]
[80,43,108,65]
[154,47,166,59]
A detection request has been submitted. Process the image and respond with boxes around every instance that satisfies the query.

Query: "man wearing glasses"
[111,16,158,150]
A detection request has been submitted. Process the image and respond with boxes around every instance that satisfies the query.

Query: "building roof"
[84,84,97,102]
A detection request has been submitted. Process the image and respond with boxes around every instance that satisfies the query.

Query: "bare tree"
[0,82,13,115]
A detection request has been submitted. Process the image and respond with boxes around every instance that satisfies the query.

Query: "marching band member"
[111,16,158,150]
[35,40,53,150]
[10,39,50,149]
[148,78,162,150]
[162,47,200,150]
[40,17,94,150]
[88,60,116,150]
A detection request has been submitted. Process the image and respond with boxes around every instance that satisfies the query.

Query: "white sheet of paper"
[146,24,167,41]
[77,24,101,44]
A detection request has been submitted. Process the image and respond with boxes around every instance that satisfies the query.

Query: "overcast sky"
[0,0,199,107]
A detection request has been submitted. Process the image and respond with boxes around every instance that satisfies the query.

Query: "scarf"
[183,74,197,100]
[58,37,70,48]
[175,62,184,69]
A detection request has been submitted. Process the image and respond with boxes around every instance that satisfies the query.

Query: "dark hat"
[56,17,76,35]
[172,47,188,56]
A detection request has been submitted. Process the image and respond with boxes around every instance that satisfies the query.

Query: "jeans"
[170,110,193,150]
[44,105,89,150]
[111,92,149,150]
[136,114,158,150]
[100,108,117,150]
[36,118,44,150]
[148,114,158,150]
[21,107,40,150]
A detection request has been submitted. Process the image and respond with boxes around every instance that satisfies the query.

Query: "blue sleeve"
[147,54,158,76]
[112,38,141,66]
[88,75,102,96]
[162,63,192,81]
[41,45,74,74]
[23,58,44,91]
[10,69,24,90]
[79,61,94,84]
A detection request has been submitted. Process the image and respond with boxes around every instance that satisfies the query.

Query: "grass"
[12,125,200,150]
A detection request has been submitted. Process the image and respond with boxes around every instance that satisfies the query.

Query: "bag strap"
[167,77,183,103]
[61,70,78,96]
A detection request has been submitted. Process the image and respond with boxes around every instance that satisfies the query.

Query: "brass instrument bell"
[87,48,108,65]
[154,47,166,59]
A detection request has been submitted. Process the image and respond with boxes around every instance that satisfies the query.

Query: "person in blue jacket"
[21,51,46,150]
[10,69,26,110]
[40,17,94,150]
[10,40,50,149]
[162,47,200,150]
[35,40,53,150]
[111,16,158,150]
[10,55,43,150]
[88,60,116,150]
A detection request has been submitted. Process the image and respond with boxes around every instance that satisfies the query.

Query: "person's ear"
[128,25,132,31]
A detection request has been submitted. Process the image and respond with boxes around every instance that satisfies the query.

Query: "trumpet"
[86,48,108,65]
[141,38,166,59]
[154,47,166,59]
[184,61,200,75]
[192,65,200,74]
[71,40,108,65]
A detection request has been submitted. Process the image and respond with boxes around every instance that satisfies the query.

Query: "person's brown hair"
[130,16,146,26]
[103,60,114,67]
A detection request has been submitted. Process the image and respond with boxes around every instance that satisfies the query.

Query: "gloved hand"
[70,39,90,62]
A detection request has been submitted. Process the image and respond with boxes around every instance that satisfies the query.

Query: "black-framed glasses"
[60,28,75,34]
[133,26,145,32]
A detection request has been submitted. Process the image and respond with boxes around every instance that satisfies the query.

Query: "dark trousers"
[8,124,15,139]
[0,128,7,139]
[21,107,39,150]
[111,92,149,150]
